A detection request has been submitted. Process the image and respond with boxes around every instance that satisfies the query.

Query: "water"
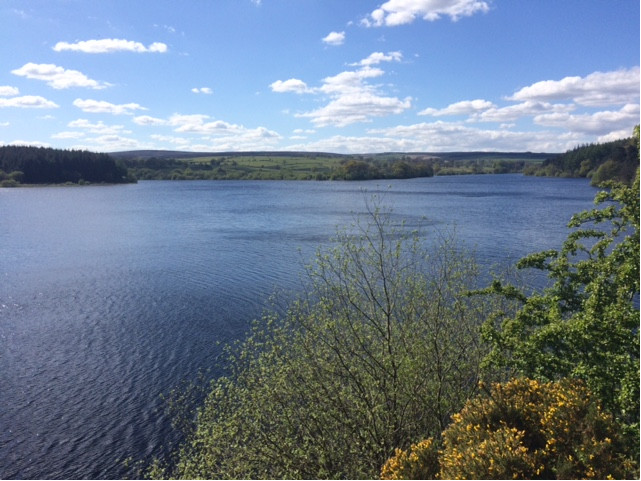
[0,175,598,479]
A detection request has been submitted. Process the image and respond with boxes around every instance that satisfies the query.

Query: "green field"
[112,150,552,181]
[183,153,344,180]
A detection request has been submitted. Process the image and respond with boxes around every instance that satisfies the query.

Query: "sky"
[0,0,639,154]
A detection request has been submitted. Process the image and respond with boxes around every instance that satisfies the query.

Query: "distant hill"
[524,126,639,185]
[110,150,348,160]
[112,150,553,181]
[111,149,552,163]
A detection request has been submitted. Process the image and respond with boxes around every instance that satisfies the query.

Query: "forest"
[0,146,133,186]
[524,126,639,185]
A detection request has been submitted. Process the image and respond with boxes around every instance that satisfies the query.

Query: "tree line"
[0,146,133,186]
[524,126,639,185]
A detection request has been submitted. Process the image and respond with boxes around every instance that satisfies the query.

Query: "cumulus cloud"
[322,31,345,46]
[362,0,490,27]
[318,66,386,95]
[350,51,402,66]
[409,67,639,149]
[297,92,411,127]
[533,103,640,135]
[364,121,584,152]
[272,52,411,127]
[11,63,110,89]
[473,100,575,123]
[167,114,228,133]
[419,99,496,116]
[133,115,167,126]
[191,87,213,94]
[164,113,281,143]
[69,134,151,152]
[6,140,52,148]
[509,67,640,106]
[0,95,59,108]
[150,134,191,146]
[51,131,86,139]
[53,39,168,53]
[130,112,283,151]
[0,86,20,96]
[73,98,147,115]
[68,118,131,135]
[270,78,311,94]
[285,122,585,154]
[288,65,639,152]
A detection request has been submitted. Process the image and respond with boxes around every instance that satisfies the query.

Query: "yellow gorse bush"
[381,378,638,479]
[381,438,440,480]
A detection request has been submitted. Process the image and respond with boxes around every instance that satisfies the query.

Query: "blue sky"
[1,0,638,153]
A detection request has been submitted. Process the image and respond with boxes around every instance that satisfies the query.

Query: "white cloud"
[322,31,345,46]
[51,131,86,139]
[597,129,634,143]
[272,53,411,127]
[350,51,402,66]
[167,114,226,133]
[474,100,575,123]
[133,115,167,126]
[419,99,495,116]
[136,113,283,151]
[73,98,147,115]
[198,129,282,151]
[297,92,411,127]
[319,66,386,95]
[11,63,110,89]
[150,134,191,146]
[364,121,584,152]
[362,0,490,27]
[165,113,281,142]
[533,103,640,135]
[191,87,213,94]
[53,39,168,53]
[68,118,131,135]
[0,95,59,108]
[509,67,640,107]
[89,135,145,149]
[69,134,152,152]
[310,65,411,126]
[0,86,20,96]
[270,78,311,94]
[6,140,51,148]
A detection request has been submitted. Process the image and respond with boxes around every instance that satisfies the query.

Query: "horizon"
[1,1,639,154]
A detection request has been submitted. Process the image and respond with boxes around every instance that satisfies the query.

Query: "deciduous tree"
[151,204,495,479]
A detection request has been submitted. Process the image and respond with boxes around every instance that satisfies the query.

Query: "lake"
[0,175,598,479]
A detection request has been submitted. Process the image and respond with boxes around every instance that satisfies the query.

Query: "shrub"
[481,170,640,446]
[439,378,637,479]
[152,204,497,479]
[381,438,440,480]
[382,378,638,479]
